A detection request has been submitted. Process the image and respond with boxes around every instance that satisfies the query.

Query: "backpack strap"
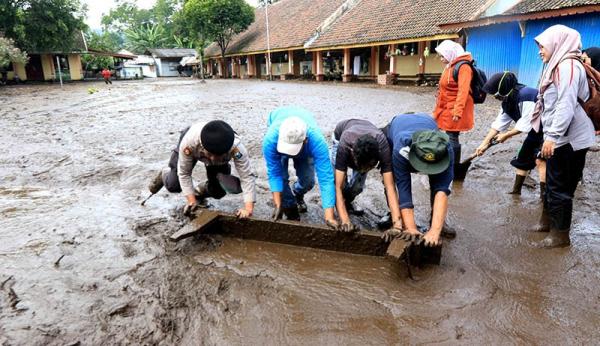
[452,60,472,82]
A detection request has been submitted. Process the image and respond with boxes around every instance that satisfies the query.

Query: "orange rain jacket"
[433,54,475,132]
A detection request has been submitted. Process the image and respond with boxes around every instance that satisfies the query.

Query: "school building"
[203,0,490,85]
[440,0,600,87]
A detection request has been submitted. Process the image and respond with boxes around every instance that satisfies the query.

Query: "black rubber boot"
[345,201,365,216]
[528,206,550,232]
[293,193,307,213]
[283,205,300,221]
[536,229,570,248]
[193,183,210,208]
[376,212,392,230]
[539,182,546,201]
[452,144,462,176]
[508,174,526,195]
[148,171,164,194]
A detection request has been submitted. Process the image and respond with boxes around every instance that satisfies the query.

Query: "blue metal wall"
[466,22,522,78]
[518,12,600,87]
[465,12,600,88]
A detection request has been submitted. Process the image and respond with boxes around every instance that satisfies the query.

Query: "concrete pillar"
[68,54,83,80]
[288,49,294,75]
[207,59,213,75]
[245,56,251,77]
[312,52,317,77]
[218,59,224,77]
[316,51,324,81]
[232,58,237,78]
[389,44,397,75]
[42,54,55,81]
[370,46,378,77]
[343,48,352,82]
[418,41,427,82]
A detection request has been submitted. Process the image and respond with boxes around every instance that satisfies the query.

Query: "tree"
[0,37,29,69]
[124,24,169,53]
[184,0,254,76]
[1,0,87,53]
[81,30,122,70]
[22,0,87,52]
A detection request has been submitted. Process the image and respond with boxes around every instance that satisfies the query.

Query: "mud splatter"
[1,79,599,344]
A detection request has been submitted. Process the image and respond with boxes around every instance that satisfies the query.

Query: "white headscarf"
[435,40,467,66]
[534,24,582,92]
[531,25,582,131]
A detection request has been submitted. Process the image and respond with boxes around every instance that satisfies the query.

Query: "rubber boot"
[193,182,210,208]
[148,171,164,194]
[452,144,462,176]
[539,182,546,201]
[345,201,365,216]
[508,174,526,195]
[377,212,392,230]
[528,206,550,232]
[283,205,300,221]
[294,192,307,213]
[536,229,570,248]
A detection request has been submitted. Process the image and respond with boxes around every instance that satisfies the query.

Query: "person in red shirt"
[101,68,112,84]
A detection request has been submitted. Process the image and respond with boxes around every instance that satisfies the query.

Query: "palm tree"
[124,24,169,53]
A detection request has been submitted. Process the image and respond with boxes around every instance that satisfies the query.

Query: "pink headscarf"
[531,25,583,131]
[435,40,467,66]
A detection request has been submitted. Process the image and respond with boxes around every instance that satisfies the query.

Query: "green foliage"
[23,0,87,52]
[184,0,255,59]
[101,1,154,33]
[1,0,87,53]
[0,37,29,68]
[124,24,170,53]
[81,31,123,70]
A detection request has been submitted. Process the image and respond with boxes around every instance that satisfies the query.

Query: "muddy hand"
[325,219,339,231]
[399,230,421,242]
[422,231,441,247]
[271,206,283,221]
[236,208,252,219]
[382,228,402,242]
[339,222,359,233]
[183,202,199,217]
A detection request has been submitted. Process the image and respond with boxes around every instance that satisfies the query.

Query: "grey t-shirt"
[334,119,393,173]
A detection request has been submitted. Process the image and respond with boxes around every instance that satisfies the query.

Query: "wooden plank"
[169,210,221,242]
[209,214,389,257]
[385,238,411,260]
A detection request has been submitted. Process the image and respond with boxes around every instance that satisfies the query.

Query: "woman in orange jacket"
[433,40,475,169]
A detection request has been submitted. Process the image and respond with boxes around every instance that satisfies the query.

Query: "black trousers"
[163,126,229,199]
[545,144,588,231]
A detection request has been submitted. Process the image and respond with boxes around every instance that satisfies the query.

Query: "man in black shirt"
[332,119,402,232]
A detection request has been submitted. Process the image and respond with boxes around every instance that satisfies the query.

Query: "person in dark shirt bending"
[331,119,402,232]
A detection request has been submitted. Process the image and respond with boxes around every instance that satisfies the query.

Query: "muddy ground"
[1,78,599,345]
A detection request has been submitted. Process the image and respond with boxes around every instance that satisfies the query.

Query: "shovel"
[454,139,498,181]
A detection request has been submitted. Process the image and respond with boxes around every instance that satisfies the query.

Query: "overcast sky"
[83,0,260,30]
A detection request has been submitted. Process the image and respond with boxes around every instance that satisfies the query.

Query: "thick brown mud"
[1,79,599,344]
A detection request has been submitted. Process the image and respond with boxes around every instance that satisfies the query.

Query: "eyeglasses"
[494,71,514,98]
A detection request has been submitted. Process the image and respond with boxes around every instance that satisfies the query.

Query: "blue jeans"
[331,137,368,203]
[280,150,316,208]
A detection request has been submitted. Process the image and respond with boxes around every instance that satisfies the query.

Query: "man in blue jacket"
[384,113,454,247]
[263,107,338,228]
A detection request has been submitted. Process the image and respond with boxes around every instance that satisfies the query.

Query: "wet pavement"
[1,78,599,345]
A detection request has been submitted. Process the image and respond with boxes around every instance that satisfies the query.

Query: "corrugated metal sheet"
[519,12,600,87]
[466,22,522,78]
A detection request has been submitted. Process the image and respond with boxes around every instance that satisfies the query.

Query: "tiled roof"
[503,0,599,15]
[146,48,197,58]
[440,0,600,28]
[307,0,489,49]
[205,0,347,57]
